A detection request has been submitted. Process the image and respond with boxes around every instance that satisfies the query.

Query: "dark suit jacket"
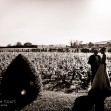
[88,54,101,78]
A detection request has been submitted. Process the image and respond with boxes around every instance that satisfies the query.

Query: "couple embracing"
[88,47,111,111]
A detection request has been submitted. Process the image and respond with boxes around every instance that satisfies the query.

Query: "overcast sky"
[0,0,111,46]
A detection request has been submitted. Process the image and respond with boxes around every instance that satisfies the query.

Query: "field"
[0,52,111,93]
[1,52,111,111]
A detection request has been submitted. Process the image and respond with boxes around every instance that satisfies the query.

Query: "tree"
[107,42,111,47]
[7,44,12,47]
[15,42,22,47]
[24,42,32,47]
[77,41,83,48]
[69,40,83,49]
[69,41,73,48]
[88,42,94,48]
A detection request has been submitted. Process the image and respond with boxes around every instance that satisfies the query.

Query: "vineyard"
[0,52,111,93]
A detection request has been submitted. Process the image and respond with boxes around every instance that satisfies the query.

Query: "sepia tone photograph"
[0,0,111,111]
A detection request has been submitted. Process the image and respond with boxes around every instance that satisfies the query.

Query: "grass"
[20,91,80,111]
[20,91,111,111]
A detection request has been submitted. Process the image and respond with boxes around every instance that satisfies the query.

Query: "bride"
[88,47,111,111]
[91,47,110,94]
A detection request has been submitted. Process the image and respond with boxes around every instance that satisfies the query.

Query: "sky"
[0,0,111,46]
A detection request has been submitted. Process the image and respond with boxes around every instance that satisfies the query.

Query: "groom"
[88,49,101,84]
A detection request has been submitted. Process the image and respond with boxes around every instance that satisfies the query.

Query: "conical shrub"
[1,54,43,110]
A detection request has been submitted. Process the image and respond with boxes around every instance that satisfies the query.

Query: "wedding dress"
[90,53,111,97]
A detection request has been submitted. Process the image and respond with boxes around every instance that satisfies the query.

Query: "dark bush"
[1,54,43,111]
[108,48,111,52]
[81,48,90,53]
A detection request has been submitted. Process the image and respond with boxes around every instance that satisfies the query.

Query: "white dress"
[91,53,111,97]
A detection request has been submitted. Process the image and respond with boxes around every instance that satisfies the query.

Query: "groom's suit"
[88,54,101,83]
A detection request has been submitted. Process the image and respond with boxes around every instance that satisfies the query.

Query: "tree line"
[0,40,111,53]
[6,42,37,48]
